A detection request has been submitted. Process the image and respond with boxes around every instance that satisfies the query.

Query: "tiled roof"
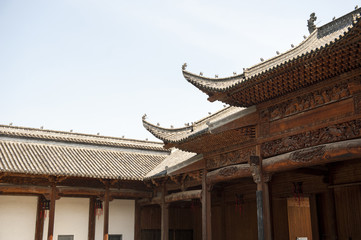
[143,106,244,144]
[183,8,361,94]
[0,125,169,180]
[144,149,197,179]
[0,125,168,152]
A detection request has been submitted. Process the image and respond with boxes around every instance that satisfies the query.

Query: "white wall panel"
[0,195,37,240]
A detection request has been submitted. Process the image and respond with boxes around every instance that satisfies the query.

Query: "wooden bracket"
[110,179,119,187]
[99,179,110,187]
[249,156,262,184]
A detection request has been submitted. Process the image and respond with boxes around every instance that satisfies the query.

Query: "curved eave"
[182,70,246,94]
[182,9,361,104]
[243,20,356,81]
[142,119,208,144]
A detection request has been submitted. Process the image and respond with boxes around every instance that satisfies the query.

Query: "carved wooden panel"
[290,145,326,163]
[206,147,256,169]
[268,81,351,121]
[354,93,361,114]
[261,119,361,158]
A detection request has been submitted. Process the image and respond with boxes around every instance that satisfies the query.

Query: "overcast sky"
[0,0,359,141]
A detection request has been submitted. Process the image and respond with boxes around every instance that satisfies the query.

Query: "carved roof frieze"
[261,118,361,158]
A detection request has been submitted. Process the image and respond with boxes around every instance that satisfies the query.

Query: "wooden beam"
[263,139,361,173]
[207,163,251,185]
[47,184,57,240]
[34,195,45,240]
[0,184,50,195]
[103,181,110,240]
[0,184,152,199]
[88,197,96,240]
[205,139,361,185]
[138,189,202,206]
[110,189,152,199]
[138,196,161,206]
[58,187,152,199]
[165,190,201,203]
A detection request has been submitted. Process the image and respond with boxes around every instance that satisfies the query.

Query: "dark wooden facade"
[141,9,361,240]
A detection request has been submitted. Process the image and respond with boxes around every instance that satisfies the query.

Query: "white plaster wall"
[0,195,37,240]
[42,197,89,240]
[95,199,135,240]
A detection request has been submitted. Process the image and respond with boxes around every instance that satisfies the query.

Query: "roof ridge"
[143,106,237,132]
[318,7,361,38]
[0,124,169,152]
[142,118,194,133]
[0,124,162,145]
[182,70,245,81]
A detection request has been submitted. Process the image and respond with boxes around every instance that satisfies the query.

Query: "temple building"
[0,125,169,240]
[142,7,361,240]
[1,7,361,240]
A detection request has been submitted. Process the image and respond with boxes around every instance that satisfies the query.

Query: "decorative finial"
[356,5,358,10]
[157,123,160,126]
[233,72,237,75]
[146,138,148,141]
[122,135,125,138]
[70,129,73,133]
[307,12,317,34]
[260,58,264,62]
[142,114,147,120]
[276,51,280,55]
[199,72,203,76]
[97,133,100,135]
[40,126,44,130]
[208,112,211,115]
[332,16,336,21]
[9,122,13,126]
[171,125,174,128]
[223,104,227,107]
[182,63,187,71]
[291,44,294,48]
[185,123,190,126]
[215,75,218,78]
[303,35,307,39]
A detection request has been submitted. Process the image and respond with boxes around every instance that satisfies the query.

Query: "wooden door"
[287,197,313,240]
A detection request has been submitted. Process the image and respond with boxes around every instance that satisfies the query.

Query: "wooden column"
[34,195,45,240]
[103,182,110,240]
[325,190,338,239]
[262,176,272,240]
[47,184,57,240]
[221,189,227,240]
[134,200,141,240]
[161,183,169,240]
[202,169,212,240]
[88,197,96,240]
[250,155,264,240]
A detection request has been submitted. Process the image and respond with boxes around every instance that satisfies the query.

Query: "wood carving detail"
[354,93,361,114]
[268,82,350,120]
[218,166,238,177]
[206,147,256,169]
[262,119,361,158]
[290,146,326,162]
